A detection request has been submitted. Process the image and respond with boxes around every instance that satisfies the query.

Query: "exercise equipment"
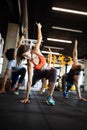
[70,84,76,91]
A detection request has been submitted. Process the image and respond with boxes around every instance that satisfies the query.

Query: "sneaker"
[46,96,55,106]
[13,90,19,95]
[63,92,68,99]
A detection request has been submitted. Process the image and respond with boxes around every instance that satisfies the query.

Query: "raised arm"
[16,27,26,49]
[48,48,52,67]
[73,39,78,66]
[34,23,42,52]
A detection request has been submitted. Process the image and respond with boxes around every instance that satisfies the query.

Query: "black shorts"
[32,68,57,86]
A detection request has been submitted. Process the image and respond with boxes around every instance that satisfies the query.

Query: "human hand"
[78,97,87,101]
[48,48,51,52]
[20,98,30,103]
[0,88,5,94]
[36,22,42,29]
[23,27,27,34]
[75,39,78,46]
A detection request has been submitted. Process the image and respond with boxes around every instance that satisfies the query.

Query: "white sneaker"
[13,90,19,95]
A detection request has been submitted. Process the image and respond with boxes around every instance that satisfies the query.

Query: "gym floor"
[0,89,87,130]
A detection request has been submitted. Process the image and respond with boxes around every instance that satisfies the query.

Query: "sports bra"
[29,51,46,70]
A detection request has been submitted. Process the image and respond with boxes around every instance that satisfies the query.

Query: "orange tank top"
[30,51,46,70]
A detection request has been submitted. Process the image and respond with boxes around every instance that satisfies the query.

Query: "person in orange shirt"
[17,22,57,105]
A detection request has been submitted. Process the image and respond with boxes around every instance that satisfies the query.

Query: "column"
[1,23,19,77]
[84,59,87,92]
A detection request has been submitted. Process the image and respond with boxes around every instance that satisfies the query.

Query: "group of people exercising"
[0,22,86,106]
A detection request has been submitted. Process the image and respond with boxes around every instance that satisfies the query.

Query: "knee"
[51,68,57,82]
[52,68,57,76]
[21,68,26,75]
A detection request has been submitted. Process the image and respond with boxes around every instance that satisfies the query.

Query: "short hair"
[5,48,15,61]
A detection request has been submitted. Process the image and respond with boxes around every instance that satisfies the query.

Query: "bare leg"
[48,82,55,96]
[40,78,46,94]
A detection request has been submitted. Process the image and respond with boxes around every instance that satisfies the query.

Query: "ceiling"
[0,0,87,59]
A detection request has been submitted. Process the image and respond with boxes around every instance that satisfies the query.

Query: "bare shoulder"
[32,49,42,56]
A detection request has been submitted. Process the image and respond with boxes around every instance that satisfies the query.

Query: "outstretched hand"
[36,22,42,29]
[20,98,30,103]
[22,27,27,34]
[0,89,6,94]
[48,47,51,52]
[78,97,87,101]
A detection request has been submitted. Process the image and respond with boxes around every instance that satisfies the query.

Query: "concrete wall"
[1,23,19,77]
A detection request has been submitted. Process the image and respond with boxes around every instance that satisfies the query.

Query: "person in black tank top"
[62,40,86,101]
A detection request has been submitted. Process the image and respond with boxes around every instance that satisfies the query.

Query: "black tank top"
[67,68,80,83]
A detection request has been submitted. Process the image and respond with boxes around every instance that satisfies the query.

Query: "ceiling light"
[44,45,64,50]
[52,26,83,33]
[42,51,59,55]
[52,7,87,16]
[47,38,72,43]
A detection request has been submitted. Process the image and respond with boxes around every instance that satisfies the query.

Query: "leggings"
[11,68,26,88]
[62,74,73,92]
